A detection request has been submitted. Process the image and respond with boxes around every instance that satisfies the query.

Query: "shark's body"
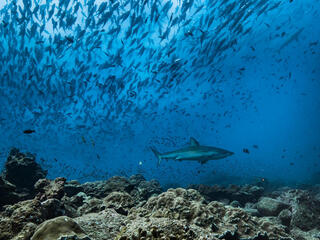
[151,137,233,165]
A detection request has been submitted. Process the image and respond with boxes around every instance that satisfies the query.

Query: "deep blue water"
[0,0,319,187]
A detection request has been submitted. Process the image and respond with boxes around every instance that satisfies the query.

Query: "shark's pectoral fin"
[199,159,208,164]
[190,137,200,147]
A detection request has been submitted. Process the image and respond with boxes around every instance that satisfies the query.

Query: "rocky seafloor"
[1,149,320,240]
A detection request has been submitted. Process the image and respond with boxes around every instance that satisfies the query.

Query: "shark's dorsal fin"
[190,137,200,146]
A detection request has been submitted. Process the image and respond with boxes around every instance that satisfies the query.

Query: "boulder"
[31,216,88,240]
[257,197,289,216]
[2,148,47,191]
[278,209,292,227]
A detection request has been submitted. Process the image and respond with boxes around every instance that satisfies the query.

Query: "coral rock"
[31,216,88,240]
[82,176,133,198]
[64,180,84,197]
[0,176,27,208]
[34,177,66,201]
[257,197,289,216]
[2,148,47,191]
[129,174,162,202]
[0,200,43,239]
[75,209,126,240]
[77,197,103,215]
[128,188,290,239]
[279,189,320,231]
[103,191,134,215]
[278,209,292,227]
[189,184,264,205]
[0,148,48,207]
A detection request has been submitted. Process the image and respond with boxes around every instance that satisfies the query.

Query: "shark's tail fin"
[150,147,162,166]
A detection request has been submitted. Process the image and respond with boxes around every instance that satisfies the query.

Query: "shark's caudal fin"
[150,147,162,166]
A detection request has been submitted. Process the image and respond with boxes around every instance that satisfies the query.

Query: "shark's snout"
[224,150,234,156]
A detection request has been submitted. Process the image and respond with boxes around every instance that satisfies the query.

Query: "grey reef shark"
[151,137,234,166]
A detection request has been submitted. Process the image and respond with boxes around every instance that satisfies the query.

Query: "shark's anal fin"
[199,159,208,164]
[190,137,200,146]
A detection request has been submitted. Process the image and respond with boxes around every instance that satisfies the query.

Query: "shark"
[150,137,234,166]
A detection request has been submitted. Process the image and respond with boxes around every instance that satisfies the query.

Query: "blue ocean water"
[0,0,319,188]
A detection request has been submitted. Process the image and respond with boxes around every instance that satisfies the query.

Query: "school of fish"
[0,0,308,134]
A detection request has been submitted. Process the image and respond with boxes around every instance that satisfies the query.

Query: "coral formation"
[0,149,319,240]
[189,183,264,205]
[0,148,47,208]
[3,148,47,191]
[256,197,290,216]
[278,189,320,231]
[31,216,89,240]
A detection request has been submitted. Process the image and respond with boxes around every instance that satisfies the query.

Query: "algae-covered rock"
[75,209,126,240]
[34,177,66,201]
[81,174,162,203]
[189,183,264,204]
[103,191,134,215]
[279,189,320,231]
[31,216,88,240]
[278,209,292,227]
[0,199,43,240]
[82,176,133,198]
[129,188,208,225]
[77,197,103,215]
[0,176,25,208]
[12,222,37,240]
[129,175,162,202]
[257,197,289,216]
[64,180,84,197]
[128,188,290,239]
[0,198,68,240]
[2,148,47,191]
[116,217,217,240]
[0,148,48,207]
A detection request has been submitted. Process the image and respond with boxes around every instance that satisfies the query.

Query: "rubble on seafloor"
[0,149,320,240]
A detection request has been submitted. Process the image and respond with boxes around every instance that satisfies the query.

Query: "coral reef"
[256,197,290,216]
[31,216,89,240]
[81,174,162,202]
[0,148,47,208]
[188,183,264,205]
[126,188,290,239]
[3,148,47,191]
[277,189,320,231]
[0,149,319,240]
[75,209,126,240]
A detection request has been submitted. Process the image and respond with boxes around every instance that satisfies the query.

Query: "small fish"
[243,148,250,154]
[23,129,35,134]
[81,136,86,143]
[260,177,266,182]
[184,30,193,37]
[65,36,74,43]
